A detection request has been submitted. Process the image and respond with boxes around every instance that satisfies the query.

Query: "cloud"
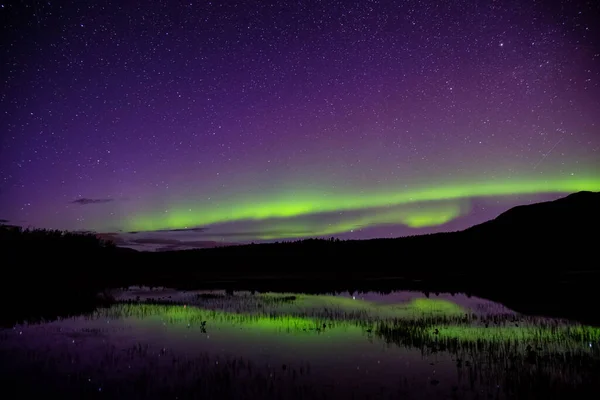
[154,243,230,252]
[129,237,226,247]
[155,245,187,252]
[95,232,127,245]
[72,198,114,205]
[116,235,235,251]
[0,219,9,224]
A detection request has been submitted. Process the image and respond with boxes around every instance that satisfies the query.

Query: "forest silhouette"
[1,191,598,325]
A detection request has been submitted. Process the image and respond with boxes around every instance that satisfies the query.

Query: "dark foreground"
[2,289,599,400]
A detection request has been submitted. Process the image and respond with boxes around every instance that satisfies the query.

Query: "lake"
[1,288,599,399]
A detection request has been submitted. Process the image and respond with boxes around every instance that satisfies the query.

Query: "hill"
[463,190,599,240]
[139,191,598,279]
[1,191,599,325]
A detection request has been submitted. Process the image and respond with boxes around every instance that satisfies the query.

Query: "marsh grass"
[2,291,599,399]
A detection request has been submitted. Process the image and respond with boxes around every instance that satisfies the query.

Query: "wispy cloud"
[128,238,211,246]
[124,236,234,251]
[72,198,114,205]
[154,243,230,252]
[95,232,127,245]
[0,219,9,224]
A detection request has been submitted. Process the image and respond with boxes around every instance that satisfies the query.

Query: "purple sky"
[1,0,599,251]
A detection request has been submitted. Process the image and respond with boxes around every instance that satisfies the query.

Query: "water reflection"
[1,290,599,399]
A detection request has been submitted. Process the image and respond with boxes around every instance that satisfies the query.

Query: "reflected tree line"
[1,189,598,328]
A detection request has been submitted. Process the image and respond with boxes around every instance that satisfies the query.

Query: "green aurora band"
[223,200,470,240]
[124,175,600,236]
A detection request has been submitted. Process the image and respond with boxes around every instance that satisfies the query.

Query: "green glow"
[400,209,461,228]
[254,293,467,317]
[93,294,600,353]
[425,325,600,342]
[98,303,364,342]
[99,295,467,328]
[251,201,468,239]
[123,175,600,233]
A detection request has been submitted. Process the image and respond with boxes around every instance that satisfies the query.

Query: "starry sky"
[1,0,599,251]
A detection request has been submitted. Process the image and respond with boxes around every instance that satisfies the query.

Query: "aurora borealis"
[1,0,599,250]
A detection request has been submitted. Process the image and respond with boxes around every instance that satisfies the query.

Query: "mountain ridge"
[461,190,599,240]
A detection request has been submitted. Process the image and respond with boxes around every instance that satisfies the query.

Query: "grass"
[2,291,599,399]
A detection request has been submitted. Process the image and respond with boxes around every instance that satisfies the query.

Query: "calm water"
[1,289,599,399]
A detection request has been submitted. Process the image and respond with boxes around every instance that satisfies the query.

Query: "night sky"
[1,0,599,251]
